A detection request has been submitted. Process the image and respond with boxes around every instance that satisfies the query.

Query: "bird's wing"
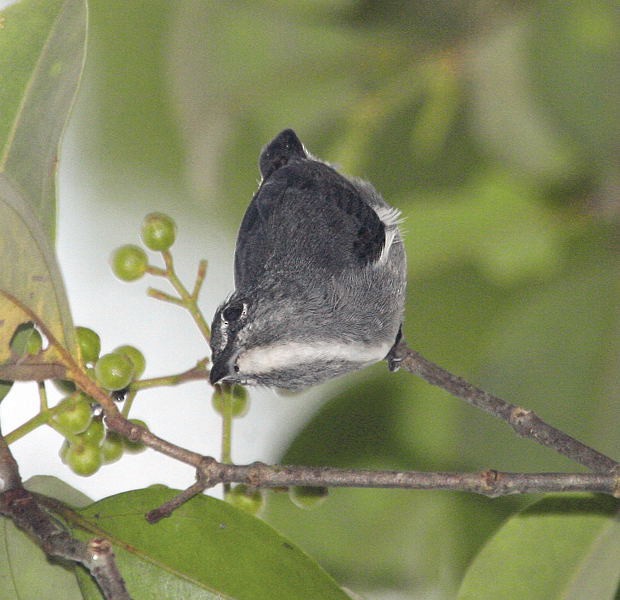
[234,161,389,291]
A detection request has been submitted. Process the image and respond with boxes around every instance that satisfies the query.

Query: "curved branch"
[388,339,619,473]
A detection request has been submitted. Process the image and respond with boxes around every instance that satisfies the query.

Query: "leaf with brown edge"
[0,0,87,358]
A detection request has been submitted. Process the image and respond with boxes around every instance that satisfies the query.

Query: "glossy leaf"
[457,495,620,599]
[0,0,86,359]
[72,486,349,600]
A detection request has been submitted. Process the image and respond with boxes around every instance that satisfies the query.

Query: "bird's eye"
[222,303,245,324]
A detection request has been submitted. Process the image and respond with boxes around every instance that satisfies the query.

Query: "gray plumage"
[209,129,407,389]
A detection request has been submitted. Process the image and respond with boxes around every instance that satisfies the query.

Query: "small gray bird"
[209,129,407,389]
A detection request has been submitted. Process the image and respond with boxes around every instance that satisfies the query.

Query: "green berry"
[141,212,177,251]
[59,439,70,464]
[10,323,42,356]
[289,486,328,510]
[226,484,265,516]
[212,384,249,418]
[122,418,148,454]
[65,442,102,476]
[110,244,148,281]
[75,416,105,447]
[25,329,42,355]
[102,432,124,464]
[53,394,93,435]
[95,352,135,391]
[113,345,146,379]
[76,326,101,365]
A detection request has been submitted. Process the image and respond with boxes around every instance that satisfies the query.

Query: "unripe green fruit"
[76,326,101,365]
[102,432,124,463]
[110,244,148,281]
[95,352,135,391]
[122,418,148,454]
[113,345,146,379]
[53,395,93,435]
[211,385,249,418]
[289,486,328,510]
[10,323,42,356]
[226,484,265,516]
[75,416,105,447]
[141,212,177,251]
[59,439,70,464]
[65,442,102,476]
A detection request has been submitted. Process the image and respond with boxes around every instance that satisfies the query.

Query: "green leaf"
[457,495,620,599]
[529,0,620,168]
[264,374,522,597]
[0,380,12,402]
[406,169,566,285]
[467,15,577,182]
[0,518,84,600]
[72,486,349,600]
[0,181,69,362]
[24,474,93,508]
[0,0,87,237]
[0,0,86,358]
[0,476,91,600]
[476,251,620,466]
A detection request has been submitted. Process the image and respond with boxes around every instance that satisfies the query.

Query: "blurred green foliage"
[71,1,619,597]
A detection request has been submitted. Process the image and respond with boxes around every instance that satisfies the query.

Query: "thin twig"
[160,250,211,342]
[130,360,209,391]
[146,478,208,523]
[147,457,620,521]
[104,413,203,468]
[99,417,617,521]
[191,259,208,299]
[389,339,619,473]
[147,287,184,306]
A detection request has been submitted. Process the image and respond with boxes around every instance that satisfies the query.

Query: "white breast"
[237,340,392,375]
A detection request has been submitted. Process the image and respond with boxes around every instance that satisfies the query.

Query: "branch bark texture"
[147,458,620,522]
[0,430,130,600]
[389,340,619,473]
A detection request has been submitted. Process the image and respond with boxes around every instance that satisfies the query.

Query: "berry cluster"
[54,326,148,476]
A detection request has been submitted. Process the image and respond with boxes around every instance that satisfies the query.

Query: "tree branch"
[0,359,67,381]
[388,339,619,473]
[98,416,620,523]
[3,287,618,529]
[146,458,620,522]
[0,428,130,600]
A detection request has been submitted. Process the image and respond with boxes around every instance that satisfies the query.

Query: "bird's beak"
[209,347,236,385]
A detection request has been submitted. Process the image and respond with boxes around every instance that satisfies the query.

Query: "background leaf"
[457,495,620,599]
[0,0,86,357]
[72,486,350,600]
